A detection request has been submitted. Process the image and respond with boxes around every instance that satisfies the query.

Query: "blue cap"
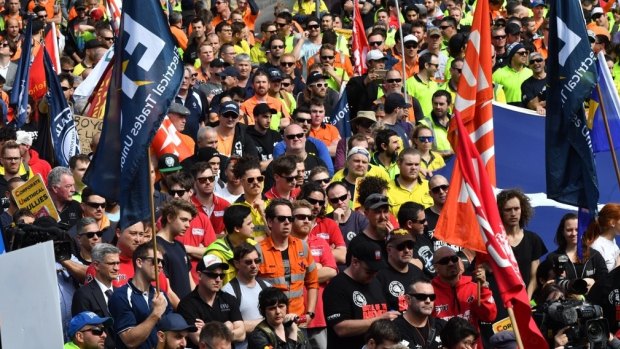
[531,0,546,7]
[158,313,198,332]
[220,101,240,116]
[68,311,113,338]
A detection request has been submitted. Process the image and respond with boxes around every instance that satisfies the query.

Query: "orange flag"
[433,0,495,253]
[151,117,193,161]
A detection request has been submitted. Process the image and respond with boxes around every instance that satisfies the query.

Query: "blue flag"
[83,0,183,230]
[331,91,351,139]
[10,17,33,128]
[0,225,5,254]
[588,51,620,153]
[546,0,599,213]
[44,50,80,166]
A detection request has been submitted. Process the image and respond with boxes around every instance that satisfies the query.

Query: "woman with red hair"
[584,203,620,272]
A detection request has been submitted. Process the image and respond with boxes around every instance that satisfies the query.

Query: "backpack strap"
[229,278,242,303]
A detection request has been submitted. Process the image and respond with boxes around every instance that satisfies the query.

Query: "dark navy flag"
[10,17,33,128]
[546,0,599,214]
[331,91,351,139]
[44,50,80,166]
[84,0,183,230]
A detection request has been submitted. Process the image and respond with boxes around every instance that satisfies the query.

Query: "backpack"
[228,277,269,304]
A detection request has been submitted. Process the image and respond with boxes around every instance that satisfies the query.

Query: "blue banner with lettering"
[84,0,183,229]
[10,17,32,128]
[331,91,351,139]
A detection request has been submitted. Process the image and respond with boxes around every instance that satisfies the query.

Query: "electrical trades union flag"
[84,0,183,230]
[546,0,599,214]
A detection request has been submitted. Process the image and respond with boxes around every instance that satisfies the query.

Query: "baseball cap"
[306,71,327,85]
[196,147,222,163]
[158,313,198,332]
[366,49,386,61]
[210,58,227,68]
[220,101,240,116]
[158,153,183,173]
[253,103,277,116]
[591,7,604,16]
[364,193,389,210]
[347,146,370,160]
[403,34,418,44]
[386,228,415,246]
[530,0,546,7]
[197,255,230,272]
[347,237,386,271]
[413,4,427,16]
[267,68,284,81]
[218,66,240,78]
[427,26,441,37]
[384,93,412,113]
[489,331,517,349]
[68,311,113,338]
[168,102,190,117]
[16,130,33,146]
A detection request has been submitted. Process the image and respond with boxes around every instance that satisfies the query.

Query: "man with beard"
[240,70,290,127]
[387,149,433,215]
[155,313,198,349]
[296,71,339,116]
[350,193,392,250]
[398,202,435,278]
[64,312,113,349]
[377,229,424,312]
[419,90,454,157]
[262,36,286,71]
[246,103,282,171]
[405,52,441,117]
[214,101,258,158]
[370,129,401,180]
[326,181,368,246]
[393,279,445,349]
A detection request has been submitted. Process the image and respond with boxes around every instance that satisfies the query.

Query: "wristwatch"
[307,312,315,319]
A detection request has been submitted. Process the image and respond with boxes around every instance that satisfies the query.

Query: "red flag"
[44,23,60,72]
[86,59,114,119]
[351,0,369,76]
[28,46,46,99]
[452,112,548,348]
[151,117,193,161]
[105,0,122,36]
[433,0,495,252]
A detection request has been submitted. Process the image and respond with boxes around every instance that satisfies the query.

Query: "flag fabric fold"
[452,111,548,349]
[433,0,494,253]
[44,49,80,166]
[546,0,599,213]
[83,0,183,229]
[588,51,620,153]
[331,89,351,139]
[351,0,368,76]
[10,17,33,128]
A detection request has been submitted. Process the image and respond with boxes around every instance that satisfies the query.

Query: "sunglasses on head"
[286,133,305,140]
[435,255,459,265]
[79,231,104,239]
[245,175,265,184]
[408,293,436,301]
[196,176,216,184]
[431,184,449,194]
[85,201,106,209]
[275,215,293,222]
[328,193,347,204]
[294,213,315,221]
[169,189,187,197]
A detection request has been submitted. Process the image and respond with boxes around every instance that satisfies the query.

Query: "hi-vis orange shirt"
[258,236,318,316]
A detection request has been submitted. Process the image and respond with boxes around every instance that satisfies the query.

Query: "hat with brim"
[68,312,113,338]
[158,313,198,333]
[197,255,230,272]
[158,153,183,173]
[366,49,387,61]
[386,229,415,246]
[363,193,389,210]
[168,102,190,117]
[347,237,386,271]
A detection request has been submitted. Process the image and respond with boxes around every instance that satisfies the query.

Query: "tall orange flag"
[433,0,495,252]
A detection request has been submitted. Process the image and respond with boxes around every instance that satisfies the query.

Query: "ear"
[157,330,165,343]
[405,220,414,230]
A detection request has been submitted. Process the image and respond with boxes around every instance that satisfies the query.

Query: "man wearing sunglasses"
[397,202,435,278]
[326,181,369,246]
[258,199,319,319]
[431,246,497,348]
[64,311,113,349]
[191,163,230,238]
[265,155,300,200]
[521,52,547,115]
[178,255,245,348]
[492,42,533,106]
[419,90,454,158]
[74,217,104,265]
[75,187,116,243]
[393,279,446,349]
[232,156,269,239]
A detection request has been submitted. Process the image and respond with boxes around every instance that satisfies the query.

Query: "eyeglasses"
[271,45,284,49]
[306,197,325,206]
[285,133,305,140]
[404,44,417,49]
[385,78,402,83]
[418,136,434,143]
[3,157,20,162]
[79,231,104,239]
[245,175,265,184]
[311,83,327,88]
[280,62,295,67]
[308,24,320,30]
[369,41,383,46]
[278,174,297,183]
[430,184,449,194]
[141,256,165,265]
[204,272,225,279]
[328,193,347,204]
[81,327,105,336]
[274,215,293,222]
[515,51,528,56]
[435,255,459,265]
[294,214,315,221]
[408,293,436,301]
[530,58,544,64]
[85,201,106,209]
[394,241,414,251]
[197,176,216,184]
[169,189,187,197]
[321,55,334,60]
[243,258,262,265]
[492,35,506,39]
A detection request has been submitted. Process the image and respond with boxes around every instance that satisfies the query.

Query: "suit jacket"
[72,280,115,349]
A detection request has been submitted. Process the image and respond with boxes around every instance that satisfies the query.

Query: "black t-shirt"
[393,315,446,349]
[521,76,547,106]
[511,230,547,287]
[157,236,192,299]
[586,266,620,334]
[376,263,425,311]
[246,128,282,163]
[412,234,436,278]
[327,210,368,246]
[59,200,83,228]
[323,272,388,349]
[424,207,439,239]
[178,290,243,349]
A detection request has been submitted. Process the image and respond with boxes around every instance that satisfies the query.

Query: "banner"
[74,115,104,154]
[83,0,183,229]
[588,51,620,153]
[10,17,33,128]
[351,0,368,76]
[12,174,60,221]
[331,90,351,139]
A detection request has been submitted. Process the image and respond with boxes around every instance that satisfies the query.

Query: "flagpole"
[392,0,408,104]
[147,148,161,293]
[506,306,524,349]
[596,85,620,187]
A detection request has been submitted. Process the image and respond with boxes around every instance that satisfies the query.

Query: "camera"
[0,197,10,211]
[541,299,609,349]
[6,218,72,262]
[552,255,589,295]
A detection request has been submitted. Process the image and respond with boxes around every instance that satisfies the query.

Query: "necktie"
[105,289,113,298]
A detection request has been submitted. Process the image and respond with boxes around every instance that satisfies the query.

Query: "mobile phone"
[373,69,387,81]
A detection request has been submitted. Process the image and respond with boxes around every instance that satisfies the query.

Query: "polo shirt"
[175,211,217,283]
[419,114,452,153]
[492,65,533,104]
[309,124,341,149]
[240,95,290,129]
[387,176,433,216]
[405,74,440,116]
[370,152,399,180]
[157,236,192,299]
[191,194,230,236]
[234,195,268,239]
[108,280,172,349]
[421,151,446,174]
[311,217,346,249]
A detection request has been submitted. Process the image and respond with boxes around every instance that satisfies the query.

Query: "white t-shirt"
[590,236,620,272]
[222,279,271,349]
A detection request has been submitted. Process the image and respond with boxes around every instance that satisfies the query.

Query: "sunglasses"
[275,215,293,222]
[271,45,284,49]
[493,35,506,39]
[321,55,334,60]
[404,44,418,49]
[102,36,114,42]
[278,174,297,183]
[62,86,73,91]
[328,193,347,204]
[408,293,436,301]
[308,24,320,30]
[515,51,529,56]
[197,176,216,184]
[314,178,331,185]
[169,189,187,197]
[418,136,434,143]
[221,113,239,119]
[394,241,414,251]
[142,256,165,265]
[79,231,104,239]
[294,214,315,221]
[415,218,427,225]
[530,58,544,64]
[369,41,383,46]
[81,327,105,336]
[592,13,603,19]
[312,83,327,88]
[431,184,449,194]
[281,62,295,67]
[286,133,305,140]
[243,258,262,265]
[276,22,288,27]
[440,25,452,30]
[296,118,311,124]
[281,82,292,87]
[306,197,325,206]
[435,255,459,265]
[245,175,265,184]
[267,30,278,34]
[204,272,225,279]
[386,78,402,83]
[85,202,106,209]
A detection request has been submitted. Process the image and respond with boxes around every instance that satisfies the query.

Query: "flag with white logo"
[151,117,193,161]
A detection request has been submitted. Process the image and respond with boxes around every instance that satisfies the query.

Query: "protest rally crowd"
[1,0,620,348]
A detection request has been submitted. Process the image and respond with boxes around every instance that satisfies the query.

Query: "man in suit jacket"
[72,243,120,349]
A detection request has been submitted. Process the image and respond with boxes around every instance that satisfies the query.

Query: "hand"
[253,199,266,212]
[323,64,335,76]
[195,319,205,332]
[554,326,570,347]
[379,310,400,321]
[385,220,394,233]
[224,321,234,331]
[474,265,486,284]
[283,313,298,323]
[151,293,168,318]
[332,208,346,223]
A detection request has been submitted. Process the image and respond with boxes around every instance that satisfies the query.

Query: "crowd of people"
[0,0,620,348]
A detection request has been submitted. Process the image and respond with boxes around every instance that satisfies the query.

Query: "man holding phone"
[345,49,388,118]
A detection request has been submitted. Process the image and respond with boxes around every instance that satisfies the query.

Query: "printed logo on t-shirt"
[214,210,225,217]
[311,248,323,257]
[417,245,435,274]
[220,303,231,312]
[609,289,620,305]
[192,228,204,236]
[352,291,367,307]
[388,281,405,297]
[316,232,330,240]
[346,231,357,242]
